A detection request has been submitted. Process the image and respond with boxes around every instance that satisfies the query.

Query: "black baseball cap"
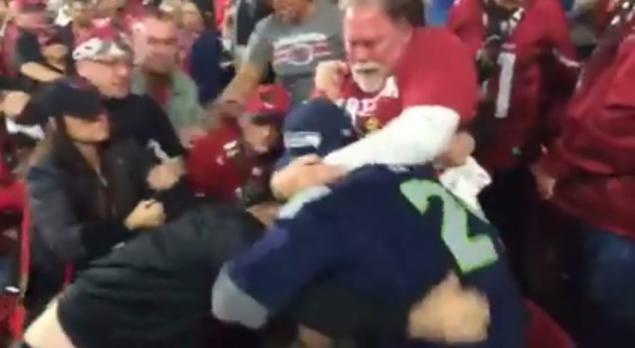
[276,98,357,169]
[17,78,105,125]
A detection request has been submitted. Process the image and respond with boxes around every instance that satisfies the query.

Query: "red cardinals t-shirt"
[336,28,477,136]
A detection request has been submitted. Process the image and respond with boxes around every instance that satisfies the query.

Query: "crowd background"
[0,0,633,347]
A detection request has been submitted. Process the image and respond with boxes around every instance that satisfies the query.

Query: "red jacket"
[539,18,635,239]
[448,0,578,172]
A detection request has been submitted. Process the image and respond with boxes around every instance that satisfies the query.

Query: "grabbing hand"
[271,155,346,200]
[207,99,244,121]
[125,199,166,230]
[147,161,184,191]
[408,272,490,343]
[436,132,476,169]
[314,60,348,101]
[2,91,31,119]
[179,126,208,149]
[531,163,556,200]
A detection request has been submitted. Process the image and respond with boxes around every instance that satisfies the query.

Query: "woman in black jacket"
[23,78,190,322]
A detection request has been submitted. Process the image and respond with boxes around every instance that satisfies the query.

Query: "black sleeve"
[288,281,408,338]
[141,96,186,158]
[15,32,45,67]
[124,138,196,219]
[27,164,132,264]
[156,180,198,220]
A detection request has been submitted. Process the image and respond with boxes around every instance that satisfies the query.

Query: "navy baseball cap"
[276,99,357,169]
[17,78,104,125]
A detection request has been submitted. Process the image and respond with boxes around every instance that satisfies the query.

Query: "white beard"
[352,71,386,94]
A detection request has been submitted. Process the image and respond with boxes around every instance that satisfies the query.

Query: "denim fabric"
[577,226,635,346]
[582,228,635,322]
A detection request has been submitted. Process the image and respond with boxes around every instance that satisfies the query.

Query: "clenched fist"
[147,161,184,191]
[314,60,348,102]
[271,155,346,200]
[125,200,166,230]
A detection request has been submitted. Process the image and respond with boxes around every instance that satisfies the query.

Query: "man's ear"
[396,18,414,40]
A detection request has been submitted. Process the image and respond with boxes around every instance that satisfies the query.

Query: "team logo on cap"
[284,132,321,149]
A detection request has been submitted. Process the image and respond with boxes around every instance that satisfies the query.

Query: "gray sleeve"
[212,264,270,329]
[243,17,274,67]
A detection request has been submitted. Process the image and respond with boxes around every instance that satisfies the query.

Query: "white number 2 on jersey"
[494,52,516,119]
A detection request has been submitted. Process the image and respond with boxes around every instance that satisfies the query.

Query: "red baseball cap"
[244,84,291,123]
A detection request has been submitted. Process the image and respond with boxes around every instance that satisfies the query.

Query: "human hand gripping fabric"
[125,199,166,230]
[147,161,184,191]
[314,60,348,101]
[271,155,346,200]
[531,162,556,200]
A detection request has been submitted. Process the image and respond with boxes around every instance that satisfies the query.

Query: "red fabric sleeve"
[546,0,577,60]
[543,39,635,178]
[399,29,479,124]
[215,0,231,31]
[447,0,484,57]
[187,135,224,197]
[0,181,25,213]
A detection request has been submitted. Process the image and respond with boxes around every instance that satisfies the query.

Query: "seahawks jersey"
[226,165,526,347]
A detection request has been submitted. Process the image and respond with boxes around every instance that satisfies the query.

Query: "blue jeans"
[578,226,635,346]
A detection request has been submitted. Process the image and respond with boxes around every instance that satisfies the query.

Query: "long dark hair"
[34,117,114,221]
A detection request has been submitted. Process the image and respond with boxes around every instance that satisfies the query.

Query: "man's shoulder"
[411,27,465,51]
[172,70,200,95]
[315,1,344,22]
[328,165,412,201]
[341,165,402,186]
[253,14,278,36]
[397,28,468,78]
[123,93,162,113]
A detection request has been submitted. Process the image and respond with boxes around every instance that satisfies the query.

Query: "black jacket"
[25,137,193,317]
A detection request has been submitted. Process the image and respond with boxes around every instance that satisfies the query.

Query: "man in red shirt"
[448,0,577,173]
[273,0,480,199]
[447,0,578,291]
[533,1,635,344]
[187,84,288,205]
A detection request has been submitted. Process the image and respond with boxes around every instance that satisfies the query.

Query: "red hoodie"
[538,15,635,239]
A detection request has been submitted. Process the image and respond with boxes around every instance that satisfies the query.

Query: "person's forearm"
[220,68,261,104]
[20,63,63,82]
[324,106,460,171]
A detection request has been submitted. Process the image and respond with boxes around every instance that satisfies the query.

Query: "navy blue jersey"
[228,165,526,347]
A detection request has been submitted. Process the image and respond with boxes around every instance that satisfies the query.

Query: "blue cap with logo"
[277,98,357,169]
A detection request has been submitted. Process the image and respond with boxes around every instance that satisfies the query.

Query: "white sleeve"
[324,106,460,171]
